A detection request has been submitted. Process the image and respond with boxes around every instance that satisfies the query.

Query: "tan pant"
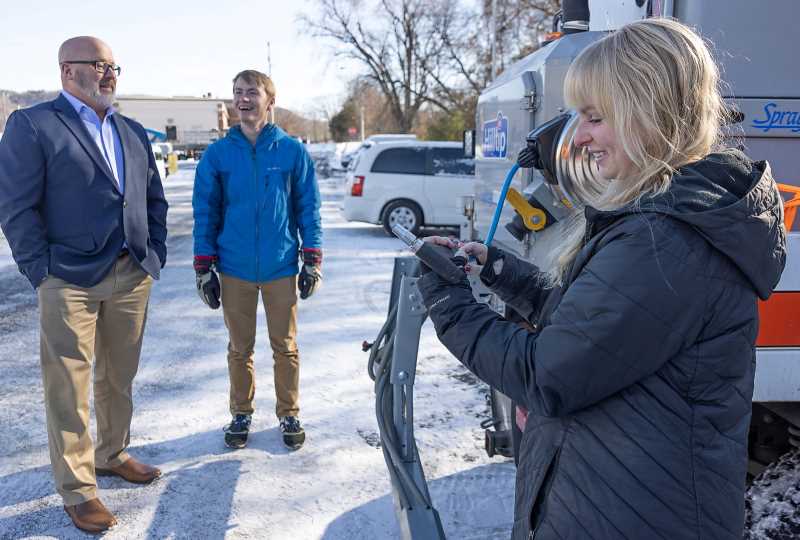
[37,254,153,506]
[220,273,299,418]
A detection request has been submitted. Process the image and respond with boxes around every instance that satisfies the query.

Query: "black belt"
[118,248,129,258]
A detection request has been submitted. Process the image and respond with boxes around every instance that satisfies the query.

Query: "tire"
[382,200,423,236]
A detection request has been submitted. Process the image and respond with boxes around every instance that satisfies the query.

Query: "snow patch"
[0,171,514,538]
[745,450,800,539]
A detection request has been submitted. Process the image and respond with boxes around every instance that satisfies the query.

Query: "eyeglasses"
[64,60,121,76]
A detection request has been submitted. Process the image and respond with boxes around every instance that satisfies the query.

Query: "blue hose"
[484,163,520,246]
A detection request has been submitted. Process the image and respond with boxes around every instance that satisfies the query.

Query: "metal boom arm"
[367,257,446,540]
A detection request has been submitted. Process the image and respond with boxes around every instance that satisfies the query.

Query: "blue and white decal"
[752,102,800,133]
[483,112,508,158]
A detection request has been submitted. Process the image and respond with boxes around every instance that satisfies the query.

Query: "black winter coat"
[418,151,786,539]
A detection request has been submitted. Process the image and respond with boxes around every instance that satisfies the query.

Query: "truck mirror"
[463,129,475,158]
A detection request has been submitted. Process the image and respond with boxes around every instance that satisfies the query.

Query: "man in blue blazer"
[0,36,168,533]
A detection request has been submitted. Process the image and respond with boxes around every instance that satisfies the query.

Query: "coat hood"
[601,150,786,300]
[227,123,288,150]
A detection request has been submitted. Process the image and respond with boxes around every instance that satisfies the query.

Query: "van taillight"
[351,175,365,197]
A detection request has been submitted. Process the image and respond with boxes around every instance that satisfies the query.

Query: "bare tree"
[303,0,561,138]
[300,0,452,132]
[494,0,561,63]
[430,0,560,95]
[410,0,559,134]
[274,107,329,142]
[329,79,401,140]
[310,96,344,132]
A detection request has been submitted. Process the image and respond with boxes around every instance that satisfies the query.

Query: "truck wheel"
[744,449,800,538]
[382,200,423,236]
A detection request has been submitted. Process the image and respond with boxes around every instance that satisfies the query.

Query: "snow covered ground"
[0,167,515,539]
[0,231,13,272]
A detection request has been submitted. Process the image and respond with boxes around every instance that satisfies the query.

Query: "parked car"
[340,134,417,170]
[306,143,338,179]
[342,140,475,235]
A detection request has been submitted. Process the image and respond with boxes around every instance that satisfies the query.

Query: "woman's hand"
[422,237,489,266]
[461,242,488,265]
[422,235,459,249]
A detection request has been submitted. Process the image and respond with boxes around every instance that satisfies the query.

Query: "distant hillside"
[0,89,61,131]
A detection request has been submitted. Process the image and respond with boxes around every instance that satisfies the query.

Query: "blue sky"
[1,0,358,114]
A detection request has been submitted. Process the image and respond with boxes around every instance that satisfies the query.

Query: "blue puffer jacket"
[418,151,787,539]
[193,124,321,282]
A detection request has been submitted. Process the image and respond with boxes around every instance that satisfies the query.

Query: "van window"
[371,147,426,175]
[430,147,474,176]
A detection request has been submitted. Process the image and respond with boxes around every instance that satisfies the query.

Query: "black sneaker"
[279,416,305,450]
[223,414,251,449]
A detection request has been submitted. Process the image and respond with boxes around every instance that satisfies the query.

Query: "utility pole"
[360,105,365,141]
[267,41,275,124]
[267,41,272,77]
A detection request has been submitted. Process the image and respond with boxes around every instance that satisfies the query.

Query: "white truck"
[464,0,800,535]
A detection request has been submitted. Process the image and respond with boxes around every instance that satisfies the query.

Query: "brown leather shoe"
[64,498,117,533]
[96,457,162,484]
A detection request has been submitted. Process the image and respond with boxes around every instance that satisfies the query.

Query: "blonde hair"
[233,69,276,100]
[552,17,726,283]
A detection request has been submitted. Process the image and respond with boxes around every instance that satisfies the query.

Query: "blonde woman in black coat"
[419,18,786,539]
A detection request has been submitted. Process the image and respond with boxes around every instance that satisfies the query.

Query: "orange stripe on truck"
[757,292,800,347]
[778,183,800,231]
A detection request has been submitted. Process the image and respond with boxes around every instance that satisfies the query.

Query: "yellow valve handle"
[506,188,547,231]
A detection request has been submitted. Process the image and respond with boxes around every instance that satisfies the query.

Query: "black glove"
[517,140,543,169]
[415,242,470,300]
[194,255,221,309]
[412,240,469,282]
[417,263,472,316]
[478,246,506,286]
[298,248,322,299]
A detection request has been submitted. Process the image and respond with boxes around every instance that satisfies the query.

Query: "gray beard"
[93,91,115,110]
[75,71,115,110]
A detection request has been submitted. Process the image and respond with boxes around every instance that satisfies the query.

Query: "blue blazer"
[0,94,168,288]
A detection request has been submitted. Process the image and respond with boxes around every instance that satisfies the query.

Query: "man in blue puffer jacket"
[192,69,322,450]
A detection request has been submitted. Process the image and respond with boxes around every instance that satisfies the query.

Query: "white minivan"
[342,140,474,235]
[339,134,417,170]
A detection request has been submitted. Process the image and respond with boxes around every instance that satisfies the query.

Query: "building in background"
[0,90,329,146]
[115,95,229,150]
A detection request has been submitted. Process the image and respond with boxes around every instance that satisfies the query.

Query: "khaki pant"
[220,273,299,418]
[37,254,152,506]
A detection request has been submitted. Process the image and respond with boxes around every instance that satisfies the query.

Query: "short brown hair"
[232,69,276,99]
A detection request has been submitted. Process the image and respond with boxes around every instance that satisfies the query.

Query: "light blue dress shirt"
[61,90,125,194]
